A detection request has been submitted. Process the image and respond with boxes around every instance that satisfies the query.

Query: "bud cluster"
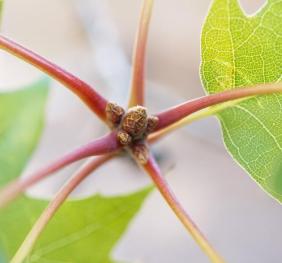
[106,103,158,144]
[106,103,158,163]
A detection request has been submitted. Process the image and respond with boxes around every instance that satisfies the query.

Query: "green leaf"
[0,79,49,185]
[0,190,150,263]
[201,0,282,201]
[0,80,150,262]
[0,79,49,261]
[0,0,3,15]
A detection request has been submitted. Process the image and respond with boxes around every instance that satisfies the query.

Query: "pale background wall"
[2,1,282,263]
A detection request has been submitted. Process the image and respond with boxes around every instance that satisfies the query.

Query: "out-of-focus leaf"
[0,79,49,259]
[201,0,282,201]
[0,0,3,17]
[0,79,49,185]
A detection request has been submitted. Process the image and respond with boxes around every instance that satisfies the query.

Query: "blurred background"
[2,0,282,262]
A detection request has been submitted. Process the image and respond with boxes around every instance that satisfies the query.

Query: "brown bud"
[117,130,132,146]
[146,115,159,133]
[132,143,149,164]
[106,102,125,128]
[121,106,148,137]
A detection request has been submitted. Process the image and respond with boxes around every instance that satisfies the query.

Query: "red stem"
[0,35,108,121]
[143,154,224,263]
[0,132,121,208]
[154,83,282,131]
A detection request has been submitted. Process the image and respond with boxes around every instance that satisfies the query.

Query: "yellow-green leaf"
[0,190,150,263]
[201,0,282,201]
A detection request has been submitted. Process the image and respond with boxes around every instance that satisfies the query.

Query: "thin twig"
[148,98,246,143]
[0,35,109,121]
[142,153,225,263]
[128,0,154,107]
[0,132,121,209]
[154,82,282,131]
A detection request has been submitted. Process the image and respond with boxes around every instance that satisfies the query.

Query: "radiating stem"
[11,154,113,263]
[128,0,154,107]
[0,132,121,209]
[154,82,282,131]
[142,154,225,263]
[0,35,108,121]
[149,98,245,143]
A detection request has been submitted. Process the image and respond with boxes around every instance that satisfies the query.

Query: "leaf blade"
[201,0,282,201]
[0,190,150,263]
[0,79,49,185]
